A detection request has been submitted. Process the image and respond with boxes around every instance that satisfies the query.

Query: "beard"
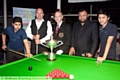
[80,20,86,23]
[80,21,85,23]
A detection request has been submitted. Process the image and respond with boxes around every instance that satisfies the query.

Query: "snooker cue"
[36,29,39,55]
[8,49,41,62]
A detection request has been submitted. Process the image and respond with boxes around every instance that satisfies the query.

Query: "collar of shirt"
[12,26,22,33]
[57,21,63,28]
[99,22,109,31]
[35,19,44,29]
[78,20,88,27]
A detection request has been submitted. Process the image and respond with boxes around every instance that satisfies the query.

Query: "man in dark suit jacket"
[53,11,71,54]
[69,9,98,58]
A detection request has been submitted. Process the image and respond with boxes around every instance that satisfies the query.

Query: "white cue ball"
[69,74,74,79]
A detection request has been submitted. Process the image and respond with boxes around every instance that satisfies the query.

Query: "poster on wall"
[13,7,36,30]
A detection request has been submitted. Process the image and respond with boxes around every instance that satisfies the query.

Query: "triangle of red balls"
[46,68,69,79]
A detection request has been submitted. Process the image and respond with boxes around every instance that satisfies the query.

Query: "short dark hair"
[78,9,88,14]
[12,16,23,27]
[13,16,23,24]
[98,9,110,17]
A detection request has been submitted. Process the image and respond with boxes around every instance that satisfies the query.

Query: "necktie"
[55,25,59,35]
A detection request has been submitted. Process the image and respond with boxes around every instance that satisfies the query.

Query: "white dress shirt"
[57,21,62,28]
[25,19,53,43]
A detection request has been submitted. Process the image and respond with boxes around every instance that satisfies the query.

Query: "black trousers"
[6,49,25,63]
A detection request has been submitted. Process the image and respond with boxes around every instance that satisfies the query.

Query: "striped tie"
[55,25,59,35]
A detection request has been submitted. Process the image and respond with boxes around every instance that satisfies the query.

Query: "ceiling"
[0,0,120,27]
[0,0,120,13]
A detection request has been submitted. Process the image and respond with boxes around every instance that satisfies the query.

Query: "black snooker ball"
[28,66,32,71]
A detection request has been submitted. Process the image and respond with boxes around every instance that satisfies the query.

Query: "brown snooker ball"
[28,66,32,71]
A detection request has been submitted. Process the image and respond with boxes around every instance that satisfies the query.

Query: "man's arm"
[97,24,117,62]
[97,44,101,53]
[23,39,32,57]
[90,23,99,55]
[22,29,32,57]
[57,24,71,54]
[86,23,98,57]
[95,43,101,57]
[40,21,53,43]
[97,36,114,62]
[2,33,7,50]
[69,47,75,55]
[69,23,77,55]
[103,36,115,59]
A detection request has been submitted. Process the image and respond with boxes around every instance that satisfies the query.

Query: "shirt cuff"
[28,34,34,40]
[40,39,46,44]
[56,50,63,55]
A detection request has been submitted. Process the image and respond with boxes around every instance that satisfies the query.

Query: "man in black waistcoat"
[26,8,52,55]
[52,11,71,54]
[69,9,98,58]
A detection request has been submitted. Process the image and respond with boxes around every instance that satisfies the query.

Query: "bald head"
[35,8,44,21]
[54,11,63,24]
[55,11,63,16]
[36,8,44,13]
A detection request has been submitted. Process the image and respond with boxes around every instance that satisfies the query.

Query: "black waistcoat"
[31,19,47,39]
[30,20,48,54]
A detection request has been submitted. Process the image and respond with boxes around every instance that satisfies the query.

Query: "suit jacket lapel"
[59,22,63,32]
[53,22,63,37]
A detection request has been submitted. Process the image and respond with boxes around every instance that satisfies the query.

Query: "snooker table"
[0,53,120,80]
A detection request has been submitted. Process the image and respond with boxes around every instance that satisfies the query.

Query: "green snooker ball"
[28,66,32,71]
